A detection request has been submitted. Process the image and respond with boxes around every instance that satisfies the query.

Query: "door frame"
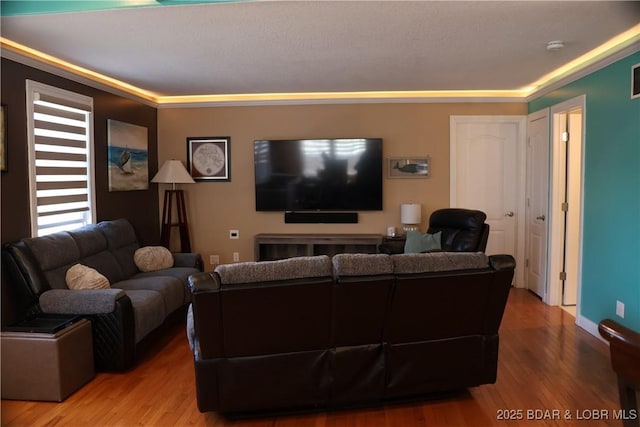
[450,115,527,287]
[525,108,551,300]
[547,95,586,314]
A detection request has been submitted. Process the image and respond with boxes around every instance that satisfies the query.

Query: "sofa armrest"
[173,252,204,271]
[599,319,640,384]
[488,254,516,271]
[188,272,222,359]
[480,255,515,335]
[39,288,135,371]
[188,272,221,293]
[39,288,127,315]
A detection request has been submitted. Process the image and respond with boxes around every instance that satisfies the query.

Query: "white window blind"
[26,80,95,236]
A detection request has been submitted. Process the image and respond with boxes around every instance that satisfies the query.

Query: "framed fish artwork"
[388,157,430,178]
[107,119,149,191]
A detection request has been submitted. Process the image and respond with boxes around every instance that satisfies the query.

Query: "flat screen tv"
[254,138,383,211]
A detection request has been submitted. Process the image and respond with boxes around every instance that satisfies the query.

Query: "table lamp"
[401,203,422,233]
[151,160,195,252]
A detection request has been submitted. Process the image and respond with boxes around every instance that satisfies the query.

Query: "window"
[26,80,95,236]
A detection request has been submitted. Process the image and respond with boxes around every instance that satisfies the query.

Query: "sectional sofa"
[187,251,515,414]
[2,219,203,371]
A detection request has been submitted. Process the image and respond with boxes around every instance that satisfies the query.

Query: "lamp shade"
[401,203,422,224]
[151,160,195,185]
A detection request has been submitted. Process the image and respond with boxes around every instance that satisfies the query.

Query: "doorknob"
[536,215,546,221]
[505,211,515,217]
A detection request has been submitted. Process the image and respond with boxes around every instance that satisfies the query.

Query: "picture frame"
[107,119,149,191]
[388,157,430,178]
[1,105,6,172]
[187,136,231,182]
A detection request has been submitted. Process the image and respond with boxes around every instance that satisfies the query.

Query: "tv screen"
[254,138,383,211]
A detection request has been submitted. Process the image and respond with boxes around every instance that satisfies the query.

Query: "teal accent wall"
[529,51,640,330]
[0,0,245,16]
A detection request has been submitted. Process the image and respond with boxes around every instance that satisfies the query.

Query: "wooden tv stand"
[254,233,384,261]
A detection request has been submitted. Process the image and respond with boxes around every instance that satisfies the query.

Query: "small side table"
[380,235,407,254]
[1,317,95,402]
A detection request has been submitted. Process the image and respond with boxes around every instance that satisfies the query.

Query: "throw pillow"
[65,264,110,290]
[134,246,174,272]
[404,230,442,253]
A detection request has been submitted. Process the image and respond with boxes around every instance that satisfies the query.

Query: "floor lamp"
[151,160,195,253]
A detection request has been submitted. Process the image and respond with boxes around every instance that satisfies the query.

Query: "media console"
[254,233,384,261]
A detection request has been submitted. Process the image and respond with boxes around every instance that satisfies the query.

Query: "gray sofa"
[2,219,203,371]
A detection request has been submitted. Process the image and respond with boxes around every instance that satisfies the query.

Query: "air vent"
[632,63,640,99]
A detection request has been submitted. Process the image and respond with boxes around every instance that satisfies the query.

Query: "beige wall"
[158,102,526,267]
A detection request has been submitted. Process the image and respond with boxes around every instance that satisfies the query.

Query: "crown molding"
[3,35,638,108]
[526,40,640,102]
[154,93,527,108]
[1,39,160,108]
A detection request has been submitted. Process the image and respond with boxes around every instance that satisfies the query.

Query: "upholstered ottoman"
[1,318,95,401]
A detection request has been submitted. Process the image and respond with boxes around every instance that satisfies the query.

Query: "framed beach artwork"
[107,119,149,191]
[388,157,430,178]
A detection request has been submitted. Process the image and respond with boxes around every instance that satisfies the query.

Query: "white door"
[561,109,583,306]
[547,95,585,310]
[450,116,526,284]
[525,109,550,299]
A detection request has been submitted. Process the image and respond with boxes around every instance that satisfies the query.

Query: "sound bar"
[284,212,358,224]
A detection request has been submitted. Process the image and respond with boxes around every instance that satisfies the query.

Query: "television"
[254,138,383,211]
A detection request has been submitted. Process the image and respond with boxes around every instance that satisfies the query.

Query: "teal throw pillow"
[404,230,442,253]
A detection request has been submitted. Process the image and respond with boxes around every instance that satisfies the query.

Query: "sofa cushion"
[134,246,174,272]
[123,290,165,343]
[23,232,79,271]
[68,227,124,283]
[65,264,110,290]
[117,276,186,315]
[392,252,489,274]
[98,219,140,278]
[215,255,332,285]
[23,233,80,290]
[67,226,108,257]
[403,231,442,253]
[332,253,393,277]
[135,266,200,303]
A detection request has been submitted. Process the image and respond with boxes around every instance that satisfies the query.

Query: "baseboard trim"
[577,314,607,344]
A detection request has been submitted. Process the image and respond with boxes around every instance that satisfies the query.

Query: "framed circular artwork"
[187,136,231,181]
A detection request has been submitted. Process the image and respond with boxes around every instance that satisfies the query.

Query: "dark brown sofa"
[187,251,515,414]
[2,219,203,371]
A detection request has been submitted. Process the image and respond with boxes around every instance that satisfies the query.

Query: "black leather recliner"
[381,208,490,254]
[428,208,489,252]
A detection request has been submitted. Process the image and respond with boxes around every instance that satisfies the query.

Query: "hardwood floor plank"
[1,289,624,426]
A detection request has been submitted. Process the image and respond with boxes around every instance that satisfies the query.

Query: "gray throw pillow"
[404,230,442,253]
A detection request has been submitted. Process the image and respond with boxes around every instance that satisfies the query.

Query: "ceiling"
[1,1,640,105]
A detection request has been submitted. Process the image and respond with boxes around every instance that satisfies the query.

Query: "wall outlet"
[209,255,220,265]
[233,252,239,262]
[616,300,625,318]
[229,229,239,239]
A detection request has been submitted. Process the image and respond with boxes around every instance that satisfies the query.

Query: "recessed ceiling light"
[546,40,565,51]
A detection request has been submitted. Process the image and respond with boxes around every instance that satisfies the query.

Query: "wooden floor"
[1,289,624,426]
